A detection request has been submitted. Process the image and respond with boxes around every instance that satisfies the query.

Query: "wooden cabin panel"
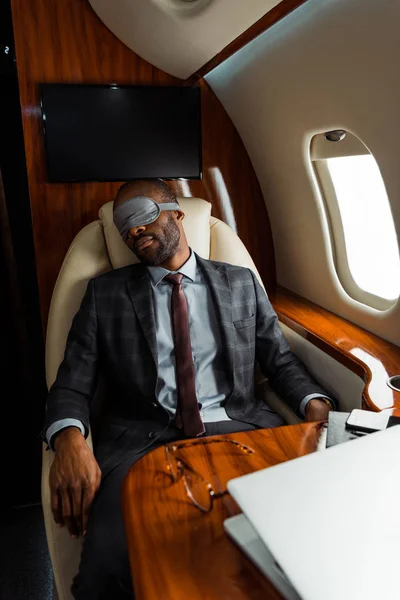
[11,0,275,329]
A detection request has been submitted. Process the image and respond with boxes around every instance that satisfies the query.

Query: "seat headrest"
[99,197,212,269]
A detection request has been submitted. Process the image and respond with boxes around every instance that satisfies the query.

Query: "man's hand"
[49,427,102,539]
[305,398,332,422]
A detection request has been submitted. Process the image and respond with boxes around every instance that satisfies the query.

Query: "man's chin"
[132,246,168,266]
[137,255,161,266]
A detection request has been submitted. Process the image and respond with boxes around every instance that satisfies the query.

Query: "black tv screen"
[40,84,202,183]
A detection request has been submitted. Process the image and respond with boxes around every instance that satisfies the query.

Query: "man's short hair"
[115,179,178,205]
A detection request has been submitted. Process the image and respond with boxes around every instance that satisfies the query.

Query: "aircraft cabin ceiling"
[89,0,281,79]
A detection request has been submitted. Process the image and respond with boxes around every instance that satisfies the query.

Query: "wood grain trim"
[271,286,400,412]
[185,0,310,84]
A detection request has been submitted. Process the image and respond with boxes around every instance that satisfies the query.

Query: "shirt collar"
[147,249,197,287]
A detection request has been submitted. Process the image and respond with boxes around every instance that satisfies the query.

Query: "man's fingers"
[81,486,96,535]
[70,484,84,536]
[51,488,64,526]
[61,490,79,538]
[82,467,102,535]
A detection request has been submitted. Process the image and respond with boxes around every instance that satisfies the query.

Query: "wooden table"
[122,422,324,600]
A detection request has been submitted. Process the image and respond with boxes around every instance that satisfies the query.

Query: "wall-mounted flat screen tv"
[40,84,202,183]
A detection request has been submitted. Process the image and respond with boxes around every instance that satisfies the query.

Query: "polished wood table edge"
[185,0,310,84]
[122,422,323,600]
[271,286,400,412]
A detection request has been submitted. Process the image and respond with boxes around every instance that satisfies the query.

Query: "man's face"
[126,210,181,266]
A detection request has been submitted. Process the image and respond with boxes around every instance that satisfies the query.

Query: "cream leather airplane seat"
[42,197,292,600]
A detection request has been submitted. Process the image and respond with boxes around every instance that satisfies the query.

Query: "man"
[42,178,336,599]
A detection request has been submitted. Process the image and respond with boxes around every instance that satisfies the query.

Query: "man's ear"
[176,210,185,222]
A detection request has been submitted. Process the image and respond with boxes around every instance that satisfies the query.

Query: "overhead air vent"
[155,0,211,13]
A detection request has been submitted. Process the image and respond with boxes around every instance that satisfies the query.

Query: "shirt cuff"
[298,393,335,417]
[46,419,85,450]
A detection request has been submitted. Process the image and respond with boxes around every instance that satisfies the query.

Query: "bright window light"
[327,155,400,301]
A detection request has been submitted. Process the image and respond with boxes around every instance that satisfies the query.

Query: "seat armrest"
[255,378,301,425]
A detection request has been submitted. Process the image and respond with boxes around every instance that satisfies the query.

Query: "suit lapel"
[125,264,158,367]
[124,256,235,382]
[196,255,235,388]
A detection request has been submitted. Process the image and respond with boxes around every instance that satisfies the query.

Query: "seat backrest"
[42,197,274,600]
[46,197,262,388]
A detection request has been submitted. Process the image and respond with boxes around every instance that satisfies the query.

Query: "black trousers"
[71,420,258,600]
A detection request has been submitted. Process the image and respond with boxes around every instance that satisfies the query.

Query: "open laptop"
[224,426,400,600]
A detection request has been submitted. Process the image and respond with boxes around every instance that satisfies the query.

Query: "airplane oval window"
[311,131,400,311]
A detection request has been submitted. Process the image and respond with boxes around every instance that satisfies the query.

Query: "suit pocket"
[233,315,255,329]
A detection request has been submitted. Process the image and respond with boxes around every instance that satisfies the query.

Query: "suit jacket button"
[151,402,158,408]
[148,431,157,439]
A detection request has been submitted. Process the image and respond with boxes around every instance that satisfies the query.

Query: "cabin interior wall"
[88,0,280,79]
[0,0,46,508]
[10,0,275,331]
[206,0,400,346]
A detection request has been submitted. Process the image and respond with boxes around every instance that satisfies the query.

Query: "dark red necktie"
[164,273,205,437]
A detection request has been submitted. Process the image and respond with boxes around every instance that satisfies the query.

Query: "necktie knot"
[164,273,183,286]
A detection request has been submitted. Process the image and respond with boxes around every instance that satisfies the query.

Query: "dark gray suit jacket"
[41,255,332,477]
